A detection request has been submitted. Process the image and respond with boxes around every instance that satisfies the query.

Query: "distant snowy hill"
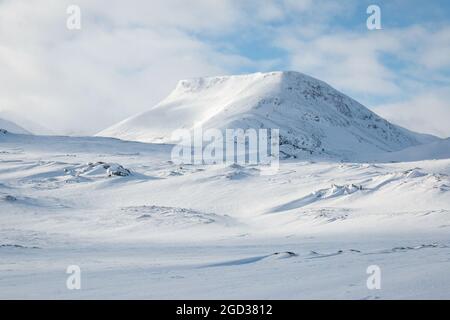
[374,137,450,162]
[0,117,31,134]
[0,111,53,135]
[98,71,439,160]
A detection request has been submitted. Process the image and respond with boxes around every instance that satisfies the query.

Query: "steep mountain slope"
[98,71,438,160]
[0,117,31,134]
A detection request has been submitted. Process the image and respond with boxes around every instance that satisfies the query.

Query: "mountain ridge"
[97,71,440,160]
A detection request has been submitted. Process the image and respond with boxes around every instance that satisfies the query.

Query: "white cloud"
[276,30,402,96]
[275,24,450,132]
[374,89,450,138]
[0,0,259,134]
[0,0,448,137]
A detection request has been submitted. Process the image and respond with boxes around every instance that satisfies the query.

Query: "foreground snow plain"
[1,132,449,299]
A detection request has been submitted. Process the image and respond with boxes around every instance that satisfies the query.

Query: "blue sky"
[0,0,449,136]
[225,0,450,71]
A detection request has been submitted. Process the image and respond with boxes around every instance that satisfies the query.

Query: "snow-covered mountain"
[0,117,31,134]
[98,71,438,160]
[0,111,53,135]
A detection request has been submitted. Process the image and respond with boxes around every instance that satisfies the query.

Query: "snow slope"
[1,71,449,299]
[0,117,31,134]
[98,71,438,160]
[0,110,53,135]
[1,131,450,298]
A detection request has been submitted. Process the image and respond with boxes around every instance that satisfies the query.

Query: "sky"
[0,0,449,137]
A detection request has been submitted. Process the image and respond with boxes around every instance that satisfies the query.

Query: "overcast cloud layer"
[0,0,449,136]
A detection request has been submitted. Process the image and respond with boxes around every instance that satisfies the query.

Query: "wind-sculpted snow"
[65,162,131,178]
[271,184,362,212]
[0,133,449,298]
[203,251,298,268]
[0,244,40,250]
[1,74,449,299]
[122,205,238,229]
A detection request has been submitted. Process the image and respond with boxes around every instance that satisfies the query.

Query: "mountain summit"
[98,71,437,159]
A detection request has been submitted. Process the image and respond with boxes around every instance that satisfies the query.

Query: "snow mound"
[271,184,363,212]
[98,71,439,160]
[263,251,298,260]
[404,169,427,179]
[304,208,350,223]
[307,250,344,259]
[65,162,131,178]
[122,205,236,228]
[315,184,362,198]
[375,243,447,254]
[204,251,298,268]
[225,164,260,180]
[368,169,449,192]
[106,164,132,177]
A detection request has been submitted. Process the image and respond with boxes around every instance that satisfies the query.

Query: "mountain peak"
[172,71,319,94]
[98,71,438,160]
